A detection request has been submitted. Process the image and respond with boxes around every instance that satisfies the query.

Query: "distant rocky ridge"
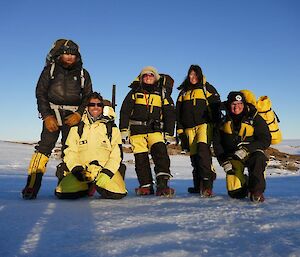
[3,140,300,171]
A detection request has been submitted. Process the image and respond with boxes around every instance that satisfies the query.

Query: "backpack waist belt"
[50,102,78,126]
[129,119,164,129]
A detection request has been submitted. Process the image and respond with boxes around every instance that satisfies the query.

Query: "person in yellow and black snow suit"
[22,39,92,199]
[176,65,221,197]
[55,92,127,199]
[213,91,271,202]
[119,66,176,196]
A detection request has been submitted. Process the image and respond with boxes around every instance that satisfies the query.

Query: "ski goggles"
[88,102,104,107]
[60,45,79,55]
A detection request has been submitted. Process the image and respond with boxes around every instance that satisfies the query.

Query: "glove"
[164,133,174,145]
[65,112,81,126]
[96,170,113,189]
[87,160,103,181]
[55,162,69,181]
[178,133,189,152]
[44,115,59,132]
[221,160,235,175]
[121,129,129,144]
[234,147,249,161]
[71,166,86,181]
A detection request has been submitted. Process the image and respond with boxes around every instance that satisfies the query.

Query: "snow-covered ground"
[0,140,300,257]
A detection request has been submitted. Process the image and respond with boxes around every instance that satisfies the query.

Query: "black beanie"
[227,91,246,105]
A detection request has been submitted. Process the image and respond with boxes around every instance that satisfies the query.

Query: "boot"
[22,173,43,199]
[135,184,154,196]
[22,152,49,199]
[200,179,214,198]
[250,192,265,203]
[155,175,175,197]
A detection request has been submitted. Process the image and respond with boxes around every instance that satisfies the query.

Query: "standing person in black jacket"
[213,91,271,202]
[119,66,176,196]
[22,39,92,199]
[176,65,221,197]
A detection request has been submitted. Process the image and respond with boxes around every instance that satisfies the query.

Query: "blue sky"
[0,0,299,141]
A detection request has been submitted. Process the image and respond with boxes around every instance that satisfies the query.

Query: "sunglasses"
[143,73,155,78]
[88,102,103,107]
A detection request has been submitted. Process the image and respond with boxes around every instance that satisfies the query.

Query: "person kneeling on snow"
[213,91,271,202]
[55,92,127,199]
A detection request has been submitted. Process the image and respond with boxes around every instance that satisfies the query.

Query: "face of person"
[60,54,77,66]
[189,70,199,85]
[88,98,103,119]
[142,73,156,85]
[230,101,244,115]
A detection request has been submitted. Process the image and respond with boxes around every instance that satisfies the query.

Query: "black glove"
[55,162,69,181]
[178,133,189,152]
[71,166,86,181]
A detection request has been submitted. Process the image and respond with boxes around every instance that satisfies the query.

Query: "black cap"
[227,91,246,105]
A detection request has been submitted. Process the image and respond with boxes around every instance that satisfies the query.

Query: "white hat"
[139,66,160,81]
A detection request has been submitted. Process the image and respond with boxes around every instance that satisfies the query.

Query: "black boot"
[22,173,43,199]
[156,175,175,197]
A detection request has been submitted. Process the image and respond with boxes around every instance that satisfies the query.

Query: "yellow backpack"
[240,90,282,145]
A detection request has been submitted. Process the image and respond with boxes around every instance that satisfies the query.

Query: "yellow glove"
[87,161,103,181]
[96,169,113,189]
[44,115,59,132]
[65,112,81,126]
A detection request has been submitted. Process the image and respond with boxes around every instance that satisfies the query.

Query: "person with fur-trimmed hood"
[213,91,271,202]
[176,65,221,197]
[119,66,176,197]
[55,92,127,199]
[22,39,92,199]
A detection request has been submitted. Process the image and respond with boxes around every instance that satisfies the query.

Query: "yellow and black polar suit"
[176,78,221,192]
[119,79,176,188]
[213,100,271,198]
[22,39,93,199]
[55,110,127,199]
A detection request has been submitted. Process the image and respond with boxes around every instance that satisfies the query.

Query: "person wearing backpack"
[119,66,176,197]
[213,91,271,202]
[22,39,93,199]
[176,65,221,197]
[54,92,127,199]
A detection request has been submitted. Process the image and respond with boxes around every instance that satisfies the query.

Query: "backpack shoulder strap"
[80,68,85,89]
[106,121,117,142]
[77,121,85,138]
[50,62,55,79]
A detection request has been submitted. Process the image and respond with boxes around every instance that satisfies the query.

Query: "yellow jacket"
[64,111,122,176]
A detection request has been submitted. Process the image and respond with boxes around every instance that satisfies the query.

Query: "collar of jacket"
[57,58,83,71]
[82,111,114,125]
[177,80,204,91]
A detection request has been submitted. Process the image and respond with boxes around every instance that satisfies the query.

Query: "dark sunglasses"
[88,102,103,107]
